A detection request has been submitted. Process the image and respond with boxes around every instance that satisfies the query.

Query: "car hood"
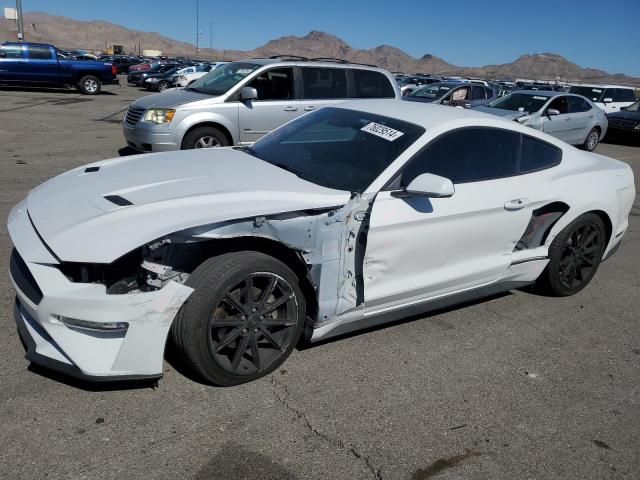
[472,106,531,119]
[402,96,436,104]
[26,148,351,263]
[132,88,211,108]
[607,110,640,121]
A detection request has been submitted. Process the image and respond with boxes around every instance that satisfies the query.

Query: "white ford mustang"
[7,100,635,386]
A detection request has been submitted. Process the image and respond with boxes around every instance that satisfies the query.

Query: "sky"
[13,0,640,76]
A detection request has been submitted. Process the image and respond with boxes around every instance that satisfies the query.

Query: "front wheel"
[77,75,101,95]
[536,213,606,296]
[583,127,600,152]
[171,252,306,386]
[182,126,229,149]
[158,80,171,92]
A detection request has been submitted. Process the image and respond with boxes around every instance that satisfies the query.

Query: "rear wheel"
[171,252,306,386]
[536,213,606,296]
[77,75,100,95]
[583,127,600,152]
[182,126,229,149]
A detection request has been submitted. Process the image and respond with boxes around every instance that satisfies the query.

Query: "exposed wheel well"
[189,237,318,324]
[181,122,233,149]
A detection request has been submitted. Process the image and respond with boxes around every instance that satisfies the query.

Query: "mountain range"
[1,11,638,85]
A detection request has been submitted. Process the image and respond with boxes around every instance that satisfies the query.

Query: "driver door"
[542,96,574,143]
[238,67,301,144]
[363,127,536,312]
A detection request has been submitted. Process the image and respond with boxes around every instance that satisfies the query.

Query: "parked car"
[474,91,607,151]
[9,100,634,385]
[569,84,637,113]
[100,55,140,74]
[123,58,400,152]
[398,75,440,95]
[0,42,119,94]
[142,65,198,92]
[173,63,228,88]
[128,63,181,85]
[606,99,640,139]
[404,81,497,108]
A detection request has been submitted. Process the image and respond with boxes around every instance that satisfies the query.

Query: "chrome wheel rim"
[207,273,298,376]
[587,131,598,150]
[85,79,98,93]
[558,222,602,289]
[158,82,168,92]
[194,136,220,148]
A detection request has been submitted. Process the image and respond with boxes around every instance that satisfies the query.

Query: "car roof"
[237,57,389,72]
[571,83,635,89]
[515,90,559,97]
[334,99,498,129]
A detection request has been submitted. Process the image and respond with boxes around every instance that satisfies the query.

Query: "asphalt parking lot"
[1,80,639,480]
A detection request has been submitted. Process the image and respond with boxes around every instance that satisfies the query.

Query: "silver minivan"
[122,58,401,151]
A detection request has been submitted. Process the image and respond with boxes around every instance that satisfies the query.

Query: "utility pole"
[15,0,24,41]
[195,0,199,57]
[209,21,213,61]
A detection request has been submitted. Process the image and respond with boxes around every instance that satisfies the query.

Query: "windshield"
[409,83,453,99]
[569,86,604,102]
[244,107,425,192]
[187,62,262,95]
[625,100,640,112]
[488,92,550,113]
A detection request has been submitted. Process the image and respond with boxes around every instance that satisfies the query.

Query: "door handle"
[283,106,298,112]
[565,117,572,121]
[504,198,530,211]
[588,114,594,118]
[464,103,471,108]
[304,105,316,111]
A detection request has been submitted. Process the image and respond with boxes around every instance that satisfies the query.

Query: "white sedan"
[8,101,635,386]
[173,62,228,88]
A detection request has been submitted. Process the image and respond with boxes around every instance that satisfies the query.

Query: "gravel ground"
[0,80,639,480]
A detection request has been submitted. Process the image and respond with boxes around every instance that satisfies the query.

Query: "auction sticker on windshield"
[361,122,404,141]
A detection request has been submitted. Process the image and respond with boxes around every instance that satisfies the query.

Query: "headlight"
[143,109,176,124]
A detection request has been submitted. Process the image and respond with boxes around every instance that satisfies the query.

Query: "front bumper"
[8,205,193,382]
[122,121,180,152]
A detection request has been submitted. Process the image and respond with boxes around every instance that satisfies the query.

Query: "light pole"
[195,0,199,57]
[209,21,213,61]
[15,0,24,41]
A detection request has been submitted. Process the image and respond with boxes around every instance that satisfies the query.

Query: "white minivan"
[569,84,637,113]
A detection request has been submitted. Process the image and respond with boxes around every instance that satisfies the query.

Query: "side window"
[602,89,615,101]
[484,87,495,98]
[615,88,635,102]
[247,68,294,101]
[398,127,520,187]
[352,69,395,98]
[567,96,591,113]
[520,135,562,173]
[471,86,486,100]
[0,45,24,59]
[547,96,569,114]
[301,67,347,99]
[27,45,53,60]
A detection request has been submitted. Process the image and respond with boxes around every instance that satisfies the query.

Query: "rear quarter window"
[520,135,562,173]
[352,69,395,98]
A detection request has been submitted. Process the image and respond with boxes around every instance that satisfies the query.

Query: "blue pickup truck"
[0,42,119,95]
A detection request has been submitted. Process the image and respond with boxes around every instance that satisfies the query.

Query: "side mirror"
[546,108,560,116]
[239,86,258,101]
[603,98,613,104]
[402,173,455,198]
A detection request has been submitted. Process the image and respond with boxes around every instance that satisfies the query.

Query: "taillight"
[112,64,117,76]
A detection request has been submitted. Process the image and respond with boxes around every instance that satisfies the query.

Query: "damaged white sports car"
[8,100,635,386]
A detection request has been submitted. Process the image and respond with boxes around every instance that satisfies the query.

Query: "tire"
[77,75,101,95]
[536,213,606,296]
[158,80,170,92]
[583,127,600,152]
[171,251,306,386]
[182,126,229,149]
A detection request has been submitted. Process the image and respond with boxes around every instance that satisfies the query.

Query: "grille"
[609,118,638,129]
[10,249,43,305]
[124,106,145,126]
[104,195,134,207]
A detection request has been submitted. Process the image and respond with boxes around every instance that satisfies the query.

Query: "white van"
[569,84,637,113]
